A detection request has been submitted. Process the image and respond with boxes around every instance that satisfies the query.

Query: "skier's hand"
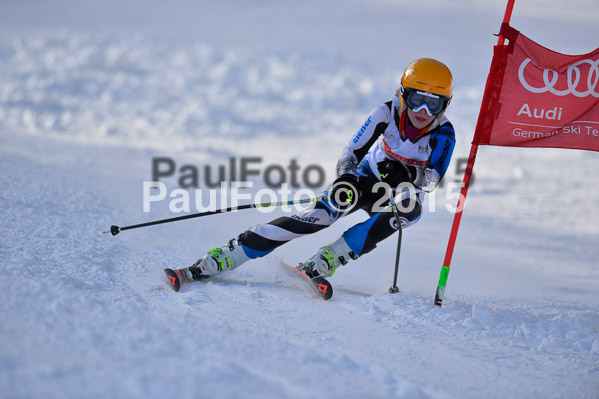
[331,174,360,211]
[377,160,416,186]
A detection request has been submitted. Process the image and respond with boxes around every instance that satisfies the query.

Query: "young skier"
[169,58,456,287]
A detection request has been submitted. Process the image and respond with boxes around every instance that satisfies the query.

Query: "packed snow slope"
[1,1,598,398]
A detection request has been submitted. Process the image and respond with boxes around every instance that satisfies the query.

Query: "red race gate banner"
[476,23,599,152]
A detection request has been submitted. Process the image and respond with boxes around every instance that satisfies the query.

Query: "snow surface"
[1,1,598,398]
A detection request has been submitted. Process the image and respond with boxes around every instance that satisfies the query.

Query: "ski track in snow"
[1,2,599,398]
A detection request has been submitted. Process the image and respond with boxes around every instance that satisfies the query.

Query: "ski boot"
[165,237,251,292]
[299,235,358,278]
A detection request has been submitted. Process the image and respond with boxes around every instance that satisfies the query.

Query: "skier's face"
[407,107,435,129]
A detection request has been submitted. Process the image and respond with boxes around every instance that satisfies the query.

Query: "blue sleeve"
[429,124,455,177]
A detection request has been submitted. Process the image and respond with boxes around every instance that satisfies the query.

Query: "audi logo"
[518,58,599,98]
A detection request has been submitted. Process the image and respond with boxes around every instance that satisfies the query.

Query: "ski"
[281,262,333,300]
[164,267,194,292]
[165,263,333,300]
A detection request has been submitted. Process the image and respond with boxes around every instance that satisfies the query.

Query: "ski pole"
[105,196,329,236]
[387,189,403,294]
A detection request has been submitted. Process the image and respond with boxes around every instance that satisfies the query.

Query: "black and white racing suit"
[237,96,456,260]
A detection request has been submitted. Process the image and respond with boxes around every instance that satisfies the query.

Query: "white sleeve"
[336,103,391,176]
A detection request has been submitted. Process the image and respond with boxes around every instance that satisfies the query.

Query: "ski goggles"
[404,89,449,116]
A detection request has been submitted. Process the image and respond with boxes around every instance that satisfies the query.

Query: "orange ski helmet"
[397,58,453,115]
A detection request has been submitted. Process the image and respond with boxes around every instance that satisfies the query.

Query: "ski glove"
[331,174,360,210]
[377,160,441,192]
[377,160,414,187]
